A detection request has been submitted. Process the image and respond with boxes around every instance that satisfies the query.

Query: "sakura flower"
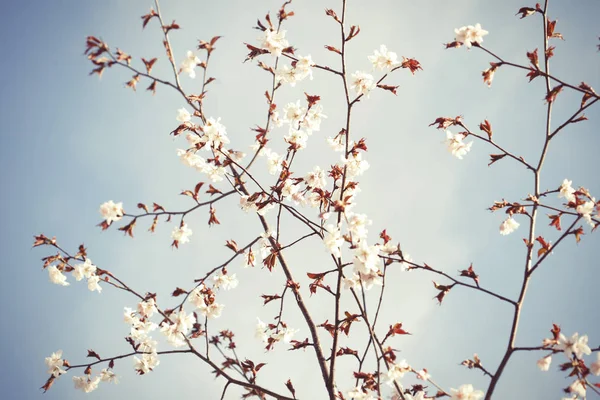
[368,45,400,70]
[188,286,208,309]
[176,108,191,123]
[399,253,413,271]
[264,149,283,175]
[303,103,327,133]
[45,350,66,377]
[353,242,380,274]
[180,50,200,78]
[48,266,69,286]
[577,200,596,227]
[271,326,298,343]
[324,224,344,258]
[72,375,101,393]
[343,274,362,291]
[282,101,306,125]
[556,332,591,359]
[284,128,308,150]
[198,302,224,319]
[255,318,270,343]
[295,54,315,80]
[239,195,259,213]
[186,133,201,146]
[260,29,289,57]
[445,131,473,159]
[137,298,157,318]
[591,353,600,376]
[405,393,426,400]
[558,179,576,203]
[347,213,371,241]
[177,149,206,170]
[160,322,187,348]
[213,271,239,290]
[347,386,372,400]
[72,258,96,281]
[416,369,430,381]
[385,360,410,385]
[173,310,196,334]
[568,379,586,398]
[343,152,370,178]
[275,64,301,86]
[99,200,124,225]
[205,164,226,182]
[327,135,345,152]
[87,275,102,293]
[449,384,484,400]
[99,368,118,384]
[281,179,300,200]
[499,217,520,235]
[350,71,375,97]
[171,223,193,244]
[133,352,160,374]
[454,24,489,48]
[201,117,230,149]
[536,355,551,371]
[130,319,158,342]
[123,307,137,325]
[305,166,327,189]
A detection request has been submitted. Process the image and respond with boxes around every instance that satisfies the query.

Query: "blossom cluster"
[45,350,118,393]
[255,318,298,349]
[536,329,600,399]
[48,257,102,293]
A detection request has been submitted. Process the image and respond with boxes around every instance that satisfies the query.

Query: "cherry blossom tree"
[34,1,600,399]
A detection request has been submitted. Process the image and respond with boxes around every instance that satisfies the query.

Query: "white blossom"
[454,24,489,48]
[343,153,370,178]
[138,298,157,318]
[590,353,600,376]
[45,350,66,377]
[350,71,375,97]
[133,352,160,374]
[445,131,473,159]
[536,355,551,371]
[368,45,400,70]
[72,258,96,281]
[260,29,289,57]
[171,223,193,244]
[324,224,344,258]
[201,117,230,149]
[72,375,101,393]
[305,166,327,189]
[559,179,576,203]
[176,108,192,123]
[353,242,380,274]
[99,200,124,225]
[213,272,239,290]
[568,379,586,398]
[449,384,484,400]
[198,302,224,319]
[556,332,591,359]
[386,360,410,385]
[180,50,200,78]
[99,368,118,384]
[577,200,596,227]
[87,275,102,293]
[255,318,270,343]
[48,266,69,286]
[499,217,520,235]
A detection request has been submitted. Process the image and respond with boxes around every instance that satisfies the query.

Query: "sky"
[1,0,599,399]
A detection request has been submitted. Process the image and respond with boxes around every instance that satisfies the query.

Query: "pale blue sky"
[1,0,599,399]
